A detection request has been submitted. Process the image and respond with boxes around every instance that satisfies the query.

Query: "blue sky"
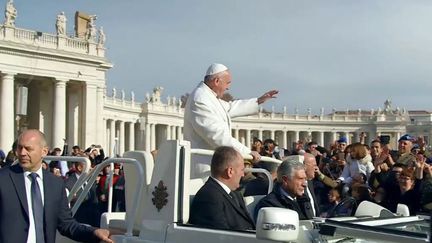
[7,0,432,113]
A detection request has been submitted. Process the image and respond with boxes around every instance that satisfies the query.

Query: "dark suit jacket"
[0,164,98,243]
[306,180,320,217]
[189,177,255,230]
[243,175,270,196]
[254,183,314,221]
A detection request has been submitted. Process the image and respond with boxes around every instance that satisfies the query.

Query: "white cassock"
[184,82,259,178]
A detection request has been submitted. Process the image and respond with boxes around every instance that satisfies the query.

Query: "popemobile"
[48,140,430,243]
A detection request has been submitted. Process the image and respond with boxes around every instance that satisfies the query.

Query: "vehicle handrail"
[245,168,273,194]
[43,156,92,203]
[190,149,279,194]
[72,158,144,237]
[190,148,282,164]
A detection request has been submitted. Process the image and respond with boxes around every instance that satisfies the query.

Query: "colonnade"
[232,128,382,150]
[142,123,183,152]
[0,72,106,152]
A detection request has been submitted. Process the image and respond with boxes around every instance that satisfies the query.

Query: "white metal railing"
[42,156,91,203]
[72,158,144,237]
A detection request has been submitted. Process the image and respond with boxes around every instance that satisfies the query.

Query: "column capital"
[1,72,17,78]
[86,83,97,88]
[54,79,67,87]
[96,85,106,92]
[54,77,69,82]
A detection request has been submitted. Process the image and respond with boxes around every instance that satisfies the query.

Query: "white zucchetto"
[205,63,228,76]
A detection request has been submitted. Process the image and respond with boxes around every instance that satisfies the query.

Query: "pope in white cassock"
[184,63,278,178]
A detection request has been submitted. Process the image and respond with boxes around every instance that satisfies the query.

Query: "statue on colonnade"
[151,86,164,103]
[4,0,17,27]
[56,11,67,36]
[86,15,97,41]
[98,26,106,46]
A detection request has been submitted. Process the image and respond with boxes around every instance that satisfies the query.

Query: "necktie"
[30,173,45,243]
[229,191,240,208]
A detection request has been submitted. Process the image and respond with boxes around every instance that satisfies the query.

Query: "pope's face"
[214,71,232,98]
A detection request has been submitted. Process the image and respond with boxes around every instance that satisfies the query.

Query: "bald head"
[16,129,49,172]
[18,129,47,148]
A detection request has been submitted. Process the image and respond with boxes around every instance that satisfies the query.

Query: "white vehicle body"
[58,140,430,243]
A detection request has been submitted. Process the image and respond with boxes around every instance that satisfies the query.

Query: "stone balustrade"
[0,25,104,57]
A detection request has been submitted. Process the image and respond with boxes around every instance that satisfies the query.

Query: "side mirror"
[256,207,299,242]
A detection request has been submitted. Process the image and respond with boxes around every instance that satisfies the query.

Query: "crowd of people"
[240,134,432,220]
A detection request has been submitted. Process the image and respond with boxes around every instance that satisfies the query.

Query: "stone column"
[331,132,337,143]
[270,130,275,140]
[105,120,110,152]
[234,129,239,140]
[171,126,176,140]
[151,123,156,151]
[145,123,151,152]
[258,130,263,141]
[344,132,350,144]
[52,79,67,148]
[166,125,171,140]
[368,130,376,144]
[119,121,125,155]
[294,131,300,143]
[0,73,15,150]
[109,119,115,157]
[96,86,105,146]
[282,130,287,149]
[67,89,80,149]
[84,83,98,148]
[129,122,135,151]
[353,132,360,143]
[246,129,251,148]
[317,131,324,147]
[176,126,182,141]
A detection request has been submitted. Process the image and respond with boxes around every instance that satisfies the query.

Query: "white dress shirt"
[211,176,231,195]
[23,167,45,243]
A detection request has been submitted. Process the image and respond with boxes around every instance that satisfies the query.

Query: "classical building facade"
[1,5,431,157]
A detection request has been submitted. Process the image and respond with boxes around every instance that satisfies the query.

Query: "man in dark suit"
[0,129,113,243]
[189,146,255,230]
[254,157,313,220]
[303,153,320,217]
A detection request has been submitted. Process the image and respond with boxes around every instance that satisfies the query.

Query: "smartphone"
[337,152,345,160]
